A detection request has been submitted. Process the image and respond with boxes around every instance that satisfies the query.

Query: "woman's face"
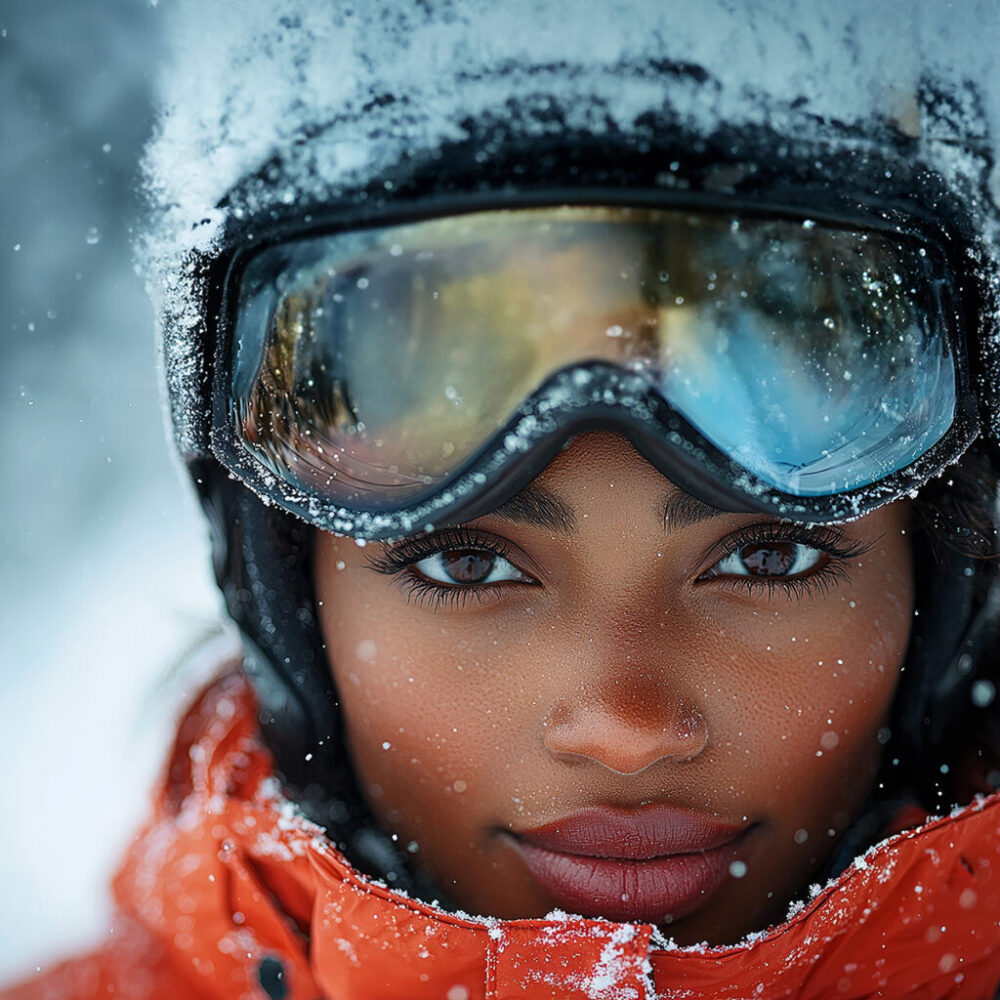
[314,433,913,945]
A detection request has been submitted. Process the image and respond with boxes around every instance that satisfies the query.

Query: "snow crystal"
[580,923,646,999]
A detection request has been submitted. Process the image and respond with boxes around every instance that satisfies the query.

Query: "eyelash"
[365,526,534,610]
[366,522,875,609]
[697,523,874,600]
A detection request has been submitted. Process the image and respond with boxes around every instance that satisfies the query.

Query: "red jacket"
[8,671,1000,999]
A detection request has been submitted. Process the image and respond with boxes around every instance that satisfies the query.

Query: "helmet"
[144,0,1000,878]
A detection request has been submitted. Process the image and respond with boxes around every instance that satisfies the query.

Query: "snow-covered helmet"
[144,1,1000,864]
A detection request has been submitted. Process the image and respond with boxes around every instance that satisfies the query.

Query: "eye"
[711,541,824,578]
[413,549,530,586]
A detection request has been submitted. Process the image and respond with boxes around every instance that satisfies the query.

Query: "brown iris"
[438,550,496,584]
[740,542,801,576]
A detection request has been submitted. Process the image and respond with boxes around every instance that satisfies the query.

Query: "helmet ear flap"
[192,460,442,888]
[190,458,358,803]
[823,503,1000,882]
[888,495,1000,808]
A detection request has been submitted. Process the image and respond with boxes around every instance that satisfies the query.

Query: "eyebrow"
[661,491,732,532]
[485,483,732,535]
[488,484,577,533]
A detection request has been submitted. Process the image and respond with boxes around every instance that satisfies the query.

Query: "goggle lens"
[230,207,956,510]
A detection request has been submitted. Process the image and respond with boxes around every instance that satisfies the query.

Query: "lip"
[506,805,751,924]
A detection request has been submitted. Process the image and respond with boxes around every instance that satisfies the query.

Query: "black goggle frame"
[194,137,988,539]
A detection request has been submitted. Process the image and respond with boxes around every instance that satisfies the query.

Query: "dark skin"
[315,432,913,945]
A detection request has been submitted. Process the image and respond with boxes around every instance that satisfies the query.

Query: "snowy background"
[1,1,224,979]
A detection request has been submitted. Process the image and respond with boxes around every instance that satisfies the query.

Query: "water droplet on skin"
[794,829,809,845]
[86,227,100,245]
[729,860,748,878]
[381,741,391,750]
[820,731,840,751]
[356,639,377,662]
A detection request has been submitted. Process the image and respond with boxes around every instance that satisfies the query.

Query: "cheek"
[323,605,516,831]
[710,555,913,823]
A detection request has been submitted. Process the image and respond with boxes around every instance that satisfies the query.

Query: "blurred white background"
[1,0,225,980]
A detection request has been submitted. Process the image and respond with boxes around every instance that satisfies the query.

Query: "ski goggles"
[212,205,977,538]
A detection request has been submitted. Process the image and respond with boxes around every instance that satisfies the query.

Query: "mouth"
[504,805,753,924]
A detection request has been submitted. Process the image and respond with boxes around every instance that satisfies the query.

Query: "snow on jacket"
[6,670,1000,1000]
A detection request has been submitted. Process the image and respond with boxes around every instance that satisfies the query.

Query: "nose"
[542,684,708,775]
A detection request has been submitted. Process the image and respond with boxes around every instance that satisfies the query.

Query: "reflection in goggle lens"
[231,207,956,507]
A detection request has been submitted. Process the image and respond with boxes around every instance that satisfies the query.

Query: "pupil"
[741,542,796,576]
[442,550,495,584]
